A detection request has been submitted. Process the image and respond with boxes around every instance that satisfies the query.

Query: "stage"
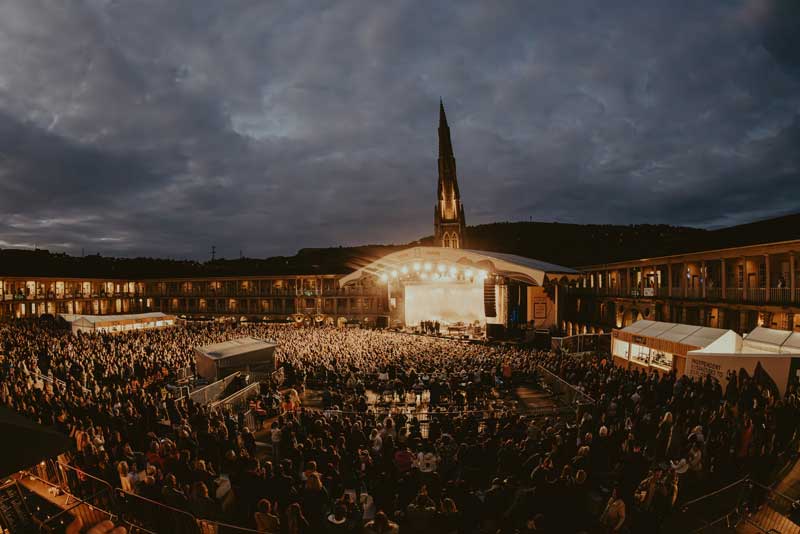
[338,246,580,340]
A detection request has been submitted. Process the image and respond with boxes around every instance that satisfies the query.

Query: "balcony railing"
[770,288,794,305]
[566,285,800,306]
[745,288,766,304]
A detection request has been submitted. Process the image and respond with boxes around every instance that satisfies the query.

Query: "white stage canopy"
[338,246,578,287]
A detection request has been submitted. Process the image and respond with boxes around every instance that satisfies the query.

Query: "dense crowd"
[1,319,799,533]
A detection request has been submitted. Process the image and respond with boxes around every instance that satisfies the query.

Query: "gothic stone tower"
[434,100,466,248]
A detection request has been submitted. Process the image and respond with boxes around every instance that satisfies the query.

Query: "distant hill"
[0,245,408,279]
[1,213,798,277]
[463,222,707,267]
[464,213,800,267]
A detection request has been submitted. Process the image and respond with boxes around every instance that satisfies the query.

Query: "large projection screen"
[404,282,486,326]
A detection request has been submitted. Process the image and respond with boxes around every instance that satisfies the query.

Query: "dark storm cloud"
[0,0,798,258]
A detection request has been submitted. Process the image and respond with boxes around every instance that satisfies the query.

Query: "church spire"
[438,99,454,163]
[434,99,466,249]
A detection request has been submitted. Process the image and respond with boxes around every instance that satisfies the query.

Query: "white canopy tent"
[60,312,177,335]
[743,327,795,353]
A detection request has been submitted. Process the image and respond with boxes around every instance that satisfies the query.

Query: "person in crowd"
[363,511,400,534]
[254,499,280,534]
[286,502,310,534]
[600,486,626,533]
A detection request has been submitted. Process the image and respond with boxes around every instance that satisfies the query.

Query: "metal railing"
[209,381,261,413]
[657,476,800,534]
[56,461,118,513]
[34,460,264,534]
[198,519,262,534]
[746,288,767,304]
[536,364,595,414]
[20,461,115,534]
[770,287,793,305]
[178,372,242,406]
[116,489,200,534]
[551,333,612,354]
[566,284,800,306]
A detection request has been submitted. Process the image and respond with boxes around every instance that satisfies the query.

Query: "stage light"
[401,266,408,274]
[437,263,446,273]
[391,270,398,278]
[413,262,421,271]
[380,273,388,282]
[449,266,457,276]
[465,269,473,278]
[424,262,432,271]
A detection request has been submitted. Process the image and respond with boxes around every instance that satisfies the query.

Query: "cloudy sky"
[0,0,798,259]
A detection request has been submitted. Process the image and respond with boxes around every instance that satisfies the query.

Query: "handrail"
[680,476,750,510]
[209,381,260,409]
[40,487,115,530]
[57,461,116,494]
[536,364,596,405]
[747,478,800,507]
[30,371,67,389]
[198,519,262,533]
[116,489,195,519]
[22,468,115,531]
[177,372,241,404]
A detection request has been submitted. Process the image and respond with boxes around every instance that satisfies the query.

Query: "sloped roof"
[743,327,796,354]
[621,320,731,349]
[196,337,276,360]
[781,332,800,354]
[339,246,577,287]
[60,312,174,325]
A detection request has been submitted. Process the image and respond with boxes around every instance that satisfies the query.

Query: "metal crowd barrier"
[19,463,115,534]
[536,364,595,413]
[178,372,243,406]
[209,381,261,413]
[551,333,611,354]
[26,459,268,534]
[56,461,118,514]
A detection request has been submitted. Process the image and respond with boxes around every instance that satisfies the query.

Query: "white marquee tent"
[60,312,177,335]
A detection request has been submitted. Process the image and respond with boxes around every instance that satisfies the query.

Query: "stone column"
[742,257,748,302]
[701,260,707,299]
[668,263,673,297]
[627,268,633,296]
[765,254,770,303]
